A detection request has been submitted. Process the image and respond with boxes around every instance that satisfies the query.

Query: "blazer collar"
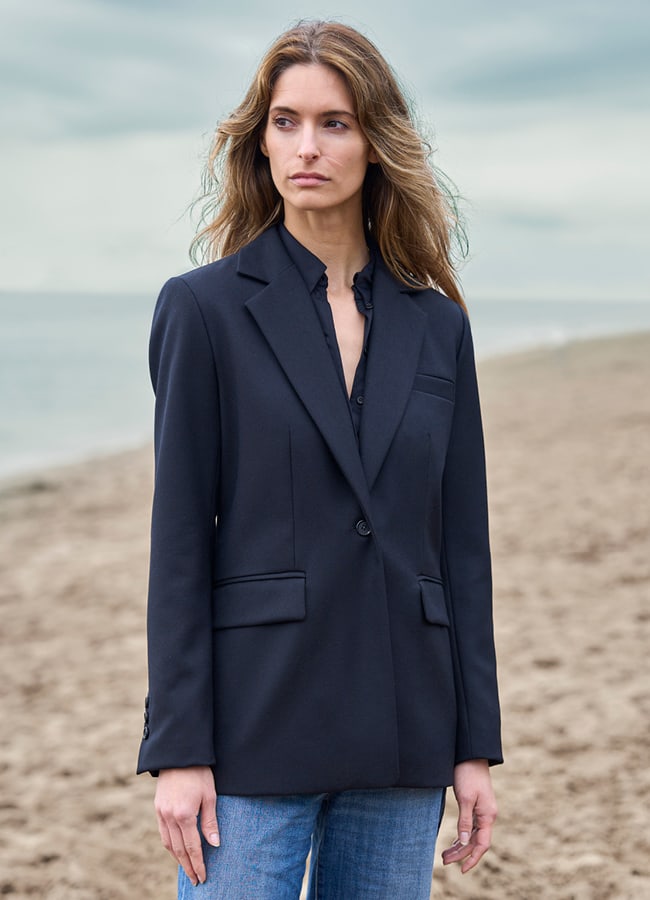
[242,228,373,514]
[237,226,293,284]
[240,227,426,503]
[359,257,426,489]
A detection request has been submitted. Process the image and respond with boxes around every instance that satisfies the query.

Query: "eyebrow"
[269,105,357,119]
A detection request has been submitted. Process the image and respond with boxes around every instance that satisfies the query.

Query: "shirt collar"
[279,224,327,294]
[279,223,376,300]
[352,254,375,310]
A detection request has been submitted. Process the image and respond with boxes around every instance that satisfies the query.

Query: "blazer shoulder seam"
[173,275,220,380]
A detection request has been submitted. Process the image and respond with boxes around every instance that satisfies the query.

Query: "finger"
[178,816,207,885]
[200,797,220,848]
[460,828,492,874]
[456,797,475,847]
[458,805,497,872]
[156,816,174,859]
[167,820,201,887]
[441,834,474,866]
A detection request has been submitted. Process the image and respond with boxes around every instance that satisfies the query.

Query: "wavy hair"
[191,20,468,308]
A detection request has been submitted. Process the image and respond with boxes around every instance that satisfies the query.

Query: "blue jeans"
[177,787,446,899]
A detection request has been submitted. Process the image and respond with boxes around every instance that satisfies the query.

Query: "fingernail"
[209,832,220,847]
[460,831,470,845]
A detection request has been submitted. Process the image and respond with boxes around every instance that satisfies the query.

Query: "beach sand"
[1,331,648,898]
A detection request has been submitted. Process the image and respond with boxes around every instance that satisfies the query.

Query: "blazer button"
[355,519,372,537]
[142,724,150,740]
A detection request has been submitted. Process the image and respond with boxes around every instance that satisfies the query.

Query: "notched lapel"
[243,243,372,513]
[360,263,427,490]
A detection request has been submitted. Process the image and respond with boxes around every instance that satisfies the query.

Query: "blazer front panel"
[137,227,502,793]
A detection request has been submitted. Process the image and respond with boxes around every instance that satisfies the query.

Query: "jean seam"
[310,793,331,900]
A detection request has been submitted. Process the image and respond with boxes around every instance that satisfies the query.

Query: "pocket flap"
[420,578,450,626]
[413,373,455,402]
[213,571,306,629]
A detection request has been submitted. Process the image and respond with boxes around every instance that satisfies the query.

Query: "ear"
[260,134,269,157]
[367,145,378,164]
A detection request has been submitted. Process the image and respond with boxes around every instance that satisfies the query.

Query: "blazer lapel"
[241,230,373,513]
[360,261,427,490]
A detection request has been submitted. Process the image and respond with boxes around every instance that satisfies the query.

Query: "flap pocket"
[213,571,306,629]
[413,373,455,403]
[420,577,450,627]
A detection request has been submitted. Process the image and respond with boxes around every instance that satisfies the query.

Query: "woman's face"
[261,63,377,223]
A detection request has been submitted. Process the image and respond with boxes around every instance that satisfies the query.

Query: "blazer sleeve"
[137,276,220,775]
[441,311,503,766]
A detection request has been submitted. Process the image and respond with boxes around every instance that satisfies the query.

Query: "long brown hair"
[191,20,467,308]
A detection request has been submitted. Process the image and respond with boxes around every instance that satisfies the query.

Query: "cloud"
[0,128,202,292]
[444,30,648,105]
[0,0,265,138]
[1,0,648,297]
[5,0,648,139]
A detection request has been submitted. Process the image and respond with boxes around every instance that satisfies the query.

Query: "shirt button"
[355,395,365,406]
[355,519,372,537]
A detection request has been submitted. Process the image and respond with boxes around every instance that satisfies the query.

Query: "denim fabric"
[178,787,445,899]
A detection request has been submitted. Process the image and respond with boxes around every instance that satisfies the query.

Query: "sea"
[2,290,650,481]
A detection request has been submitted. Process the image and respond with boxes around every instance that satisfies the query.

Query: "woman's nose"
[297,127,320,160]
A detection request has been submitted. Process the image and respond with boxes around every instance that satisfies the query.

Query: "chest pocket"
[412,373,455,403]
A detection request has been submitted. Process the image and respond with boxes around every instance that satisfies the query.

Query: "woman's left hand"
[441,758,497,873]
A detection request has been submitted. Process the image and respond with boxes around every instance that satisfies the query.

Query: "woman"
[137,20,502,899]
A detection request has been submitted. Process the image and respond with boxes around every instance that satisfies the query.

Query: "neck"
[282,209,369,291]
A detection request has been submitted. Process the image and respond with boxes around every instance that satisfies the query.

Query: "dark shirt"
[279,224,374,439]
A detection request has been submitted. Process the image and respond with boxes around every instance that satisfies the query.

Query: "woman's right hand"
[154,766,220,886]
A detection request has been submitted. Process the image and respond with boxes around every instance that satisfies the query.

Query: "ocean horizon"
[3,289,650,481]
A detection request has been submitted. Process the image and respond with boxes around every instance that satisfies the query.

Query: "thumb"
[457,799,474,847]
[200,798,220,848]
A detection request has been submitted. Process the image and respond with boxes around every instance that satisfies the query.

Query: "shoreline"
[3,327,649,490]
[0,440,153,494]
[1,330,649,898]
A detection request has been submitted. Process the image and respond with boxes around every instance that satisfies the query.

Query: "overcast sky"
[1,0,648,300]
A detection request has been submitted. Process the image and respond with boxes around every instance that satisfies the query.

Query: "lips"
[289,172,329,186]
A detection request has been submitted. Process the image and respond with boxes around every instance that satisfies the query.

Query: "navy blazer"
[137,225,502,793]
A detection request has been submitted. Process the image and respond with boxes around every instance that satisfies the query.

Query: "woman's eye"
[324,119,348,130]
[273,116,293,128]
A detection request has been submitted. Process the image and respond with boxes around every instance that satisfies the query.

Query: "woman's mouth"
[289,172,329,187]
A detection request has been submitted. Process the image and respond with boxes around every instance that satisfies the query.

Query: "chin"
[285,199,337,214]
